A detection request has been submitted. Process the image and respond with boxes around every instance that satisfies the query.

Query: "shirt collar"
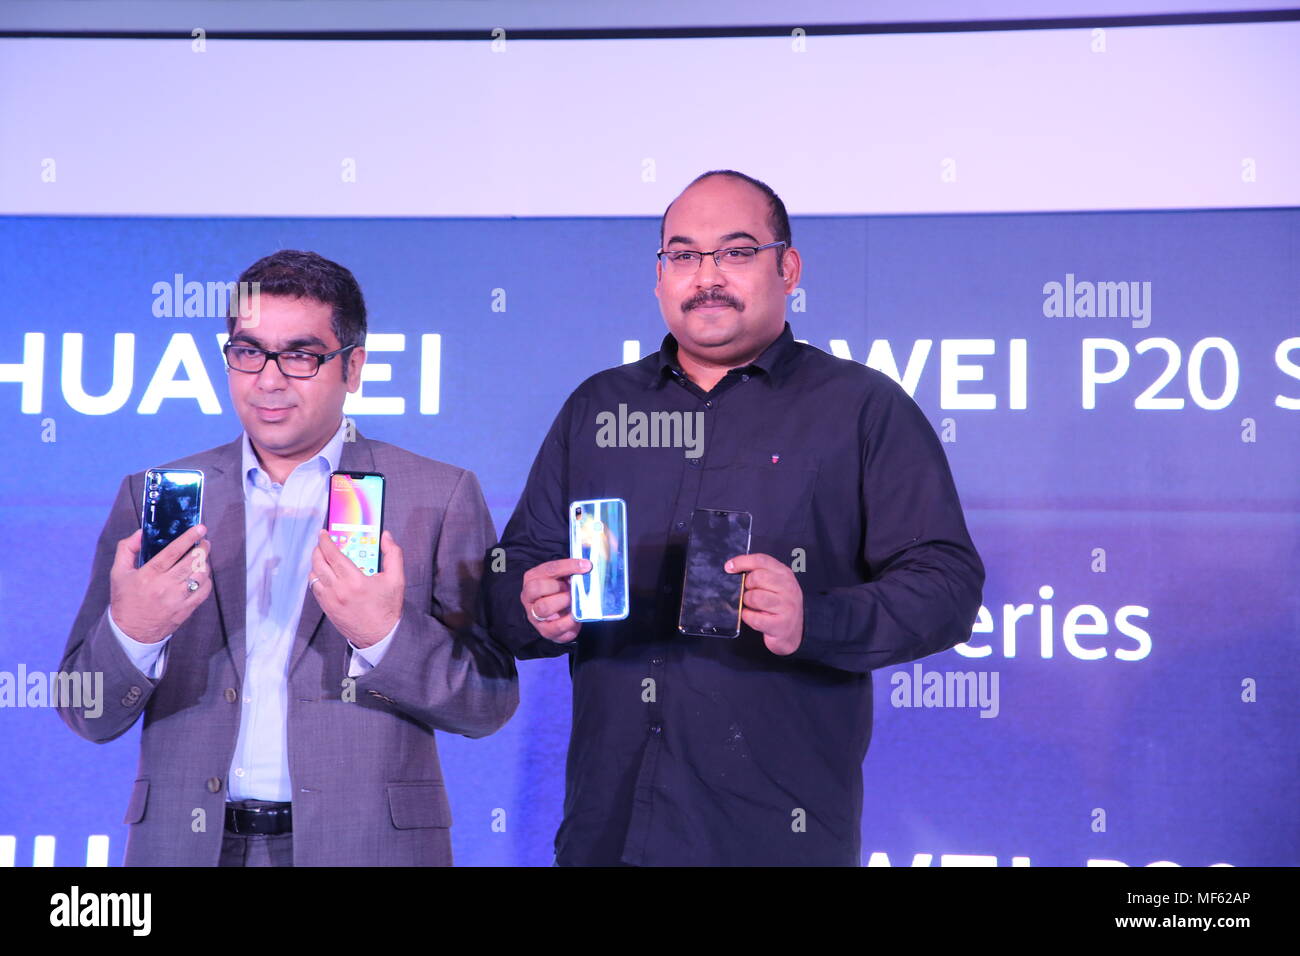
[650,321,798,389]
[242,416,348,490]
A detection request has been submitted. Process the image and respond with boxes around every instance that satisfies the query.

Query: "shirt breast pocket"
[705,454,819,557]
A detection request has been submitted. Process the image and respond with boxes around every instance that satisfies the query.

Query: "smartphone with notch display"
[140,468,205,567]
[326,471,386,575]
[678,508,752,638]
[569,498,629,622]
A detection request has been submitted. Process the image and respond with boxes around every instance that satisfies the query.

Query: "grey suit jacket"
[56,428,518,865]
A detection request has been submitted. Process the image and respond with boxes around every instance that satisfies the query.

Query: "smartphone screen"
[327,471,386,575]
[679,508,753,638]
[140,468,205,567]
[569,498,629,622]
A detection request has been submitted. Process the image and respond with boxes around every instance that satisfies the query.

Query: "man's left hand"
[726,552,803,656]
[311,528,405,648]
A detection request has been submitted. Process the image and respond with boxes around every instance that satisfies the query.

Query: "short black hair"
[227,250,366,381]
[659,169,792,275]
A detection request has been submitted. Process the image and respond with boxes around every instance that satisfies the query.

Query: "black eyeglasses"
[656,240,787,273]
[223,341,357,379]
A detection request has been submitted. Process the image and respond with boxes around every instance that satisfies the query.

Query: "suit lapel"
[287,426,376,675]
[204,435,249,684]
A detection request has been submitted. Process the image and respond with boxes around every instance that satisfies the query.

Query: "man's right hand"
[110,525,213,644]
[520,558,590,644]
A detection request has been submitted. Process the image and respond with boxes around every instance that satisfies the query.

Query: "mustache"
[681,291,743,313]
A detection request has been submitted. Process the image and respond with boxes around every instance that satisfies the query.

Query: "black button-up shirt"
[485,322,984,865]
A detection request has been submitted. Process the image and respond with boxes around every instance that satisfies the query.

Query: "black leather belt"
[225,801,293,835]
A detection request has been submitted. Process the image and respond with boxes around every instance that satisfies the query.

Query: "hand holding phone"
[315,471,400,646]
[311,526,405,648]
[112,522,212,644]
[725,552,805,656]
[520,558,590,644]
[111,467,211,644]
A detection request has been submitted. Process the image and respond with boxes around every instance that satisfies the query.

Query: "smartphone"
[140,468,205,567]
[678,508,753,638]
[326,471,386,575]
[569,498,629,622]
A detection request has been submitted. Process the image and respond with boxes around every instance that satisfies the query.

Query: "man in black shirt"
[485,169,984,865]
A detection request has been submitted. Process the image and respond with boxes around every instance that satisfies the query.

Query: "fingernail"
[725,560,734,572]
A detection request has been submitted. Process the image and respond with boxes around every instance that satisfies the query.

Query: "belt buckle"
[227,802,290,836]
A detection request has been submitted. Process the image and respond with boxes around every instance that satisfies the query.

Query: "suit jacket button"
[206,777,222,793]
[224,687,238,703]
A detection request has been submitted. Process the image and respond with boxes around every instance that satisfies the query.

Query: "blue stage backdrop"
[0,209,1295,866]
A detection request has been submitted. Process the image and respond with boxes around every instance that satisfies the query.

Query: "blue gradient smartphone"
[139,468,204,566]
[569,498,629,622]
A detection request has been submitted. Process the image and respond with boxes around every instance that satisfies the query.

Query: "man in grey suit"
[57,250,517,866]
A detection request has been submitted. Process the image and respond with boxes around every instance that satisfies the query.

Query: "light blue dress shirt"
[109,416,399,801]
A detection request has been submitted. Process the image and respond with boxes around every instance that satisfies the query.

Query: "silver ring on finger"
[530,602,546,622]
[308,576,319,591]
[185,577,200,593]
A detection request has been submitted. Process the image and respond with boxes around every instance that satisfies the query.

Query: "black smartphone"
[140,468,205,566]
[326,471,387,575]
[678,508,753,638]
